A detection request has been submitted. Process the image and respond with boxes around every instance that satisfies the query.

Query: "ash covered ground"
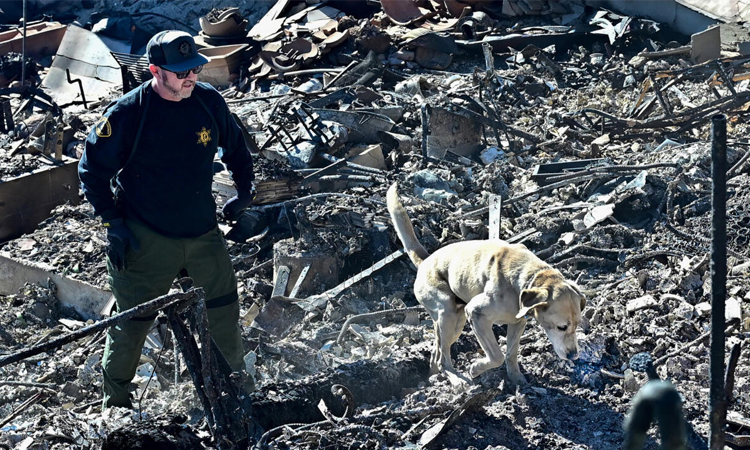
[1,1,750,449]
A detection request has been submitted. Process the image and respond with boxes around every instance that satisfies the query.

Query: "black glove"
[222,186,256,221]
[104,219,140,271]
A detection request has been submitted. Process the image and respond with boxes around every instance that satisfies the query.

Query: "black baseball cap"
[146,30,209,72]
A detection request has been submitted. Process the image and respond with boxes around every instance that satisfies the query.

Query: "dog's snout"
[566,350,579,360]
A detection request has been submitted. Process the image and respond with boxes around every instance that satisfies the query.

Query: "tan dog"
[387,183,586,385]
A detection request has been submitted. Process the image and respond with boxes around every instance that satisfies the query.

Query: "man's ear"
[516,287,549,319]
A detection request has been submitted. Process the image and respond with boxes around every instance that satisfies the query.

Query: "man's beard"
[160,71,195,99]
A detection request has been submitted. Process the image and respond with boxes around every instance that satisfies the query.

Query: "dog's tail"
[387,183,429,267]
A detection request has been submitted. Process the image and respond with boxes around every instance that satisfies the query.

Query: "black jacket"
[78,80,254,238]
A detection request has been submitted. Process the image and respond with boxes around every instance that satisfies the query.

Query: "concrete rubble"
[0,0,750,449]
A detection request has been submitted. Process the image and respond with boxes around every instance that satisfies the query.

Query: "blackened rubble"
[0,1,749,449]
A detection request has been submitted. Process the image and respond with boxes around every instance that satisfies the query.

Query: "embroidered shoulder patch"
[196,127,212,147]
[95,117,111,138]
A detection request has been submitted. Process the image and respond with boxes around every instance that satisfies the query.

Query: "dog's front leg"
[465,294,506,378]
[505,319,528,385]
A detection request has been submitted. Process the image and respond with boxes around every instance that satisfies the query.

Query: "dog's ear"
[567,281,587,311]
[517,287,549,319]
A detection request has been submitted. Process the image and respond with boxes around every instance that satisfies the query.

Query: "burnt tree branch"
[0,289,203,369]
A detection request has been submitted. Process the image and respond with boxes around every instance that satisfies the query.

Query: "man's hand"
[222,186,256,222]
[104,219,140,271]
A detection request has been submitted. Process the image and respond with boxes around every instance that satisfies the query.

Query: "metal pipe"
[709,114,727,450]
[21,0,27,86]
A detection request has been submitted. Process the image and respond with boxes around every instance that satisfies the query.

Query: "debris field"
[0,0,749,449]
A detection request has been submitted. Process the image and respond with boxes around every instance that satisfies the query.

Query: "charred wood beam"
[507,173,605,204]
[251,193,385,214]
[0,86,63,118]
[337,306,423,345]
[318,152,386,176]
[257,404,452,448]
[713,61,737,97]
[317,174,376,184]
[542,163,680,185]
[652,319,739,368]
[168,307,217,432]
[727,146,750,178]
[654,54,750,80]
[648,75,673,117]
[324,60,358,90]
[0,380,55,389]
[544,244,622,264]
[554,256,619,269]
[473,72,502,148]
[301,159,346,185]
[575,89,750,133]
[421,103,429,168]
[196,297,250,446]
[168,283,253,449]
[648,167,685,230]
[457,173,611,220]
[724,342,742,402]
[250,350,431,431]
[0,289,202,369]
[623,250,682,269]
[676,94,750,132]
[169,312,254,449]
[0,391,46,429]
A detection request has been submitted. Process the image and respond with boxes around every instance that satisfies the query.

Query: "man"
[78,30,256,409]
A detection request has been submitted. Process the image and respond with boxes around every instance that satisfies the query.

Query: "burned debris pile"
[0,0,749,449]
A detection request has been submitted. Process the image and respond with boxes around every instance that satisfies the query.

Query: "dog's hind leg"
[504,319,528,385]
[465,294,506,378]
[434,305,462,374]
[418,281,461,375]
[440,302,467,369]
[435,302,472,388]
[447,304,467,349]
[427,316,441,374]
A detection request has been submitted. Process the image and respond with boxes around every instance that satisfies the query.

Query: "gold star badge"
[196,127,212,147]
[95,117,111,138]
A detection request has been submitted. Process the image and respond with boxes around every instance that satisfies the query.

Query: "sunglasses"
[161,65,203,79]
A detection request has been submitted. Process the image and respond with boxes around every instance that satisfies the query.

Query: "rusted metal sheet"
[0,157,80,242]
[0,22,66,58]
[381,0,434,25]
[198,43,250,88]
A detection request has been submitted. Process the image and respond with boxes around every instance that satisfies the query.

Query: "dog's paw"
[446,371,472,391]
[469,361,489,378]
[468,363,481,379]
[469,356,505,378]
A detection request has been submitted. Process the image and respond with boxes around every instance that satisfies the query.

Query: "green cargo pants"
[101,218,244,409]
